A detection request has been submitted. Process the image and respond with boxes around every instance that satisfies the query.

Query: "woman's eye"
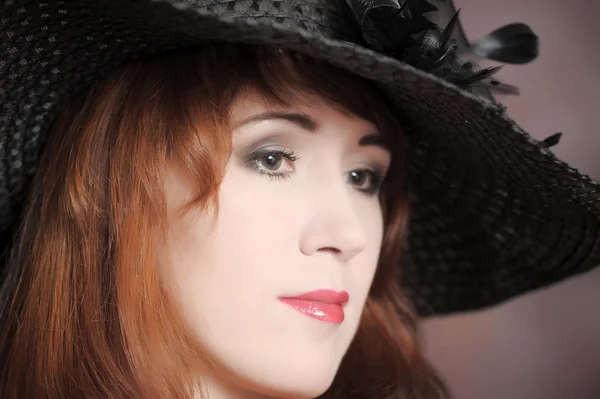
[247,149,298,179]
[347,169,384,196]
[260,154,285,171]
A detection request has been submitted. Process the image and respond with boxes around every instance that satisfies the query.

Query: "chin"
[257,378,335,399]
[239,359,340,399]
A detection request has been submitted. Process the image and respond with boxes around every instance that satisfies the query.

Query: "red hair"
[0,43,448,398]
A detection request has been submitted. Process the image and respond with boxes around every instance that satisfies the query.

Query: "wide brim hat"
[1,0,599,317]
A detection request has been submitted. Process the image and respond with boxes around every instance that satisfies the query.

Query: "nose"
[298,182,369,263]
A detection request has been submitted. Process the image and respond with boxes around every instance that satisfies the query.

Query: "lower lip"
[279,298,345,324]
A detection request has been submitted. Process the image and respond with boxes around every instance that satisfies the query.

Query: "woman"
[1,1,598,398]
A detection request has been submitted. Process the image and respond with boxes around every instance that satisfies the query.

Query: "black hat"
[1,0,599,316]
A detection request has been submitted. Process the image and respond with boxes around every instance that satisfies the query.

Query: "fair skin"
[163,90,392,399]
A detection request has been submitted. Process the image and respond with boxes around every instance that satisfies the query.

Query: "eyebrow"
[234,111,390,150]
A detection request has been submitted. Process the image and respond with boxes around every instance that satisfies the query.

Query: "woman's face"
[163,90,392,398]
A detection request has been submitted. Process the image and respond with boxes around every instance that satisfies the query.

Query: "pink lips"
[279,289,349,324]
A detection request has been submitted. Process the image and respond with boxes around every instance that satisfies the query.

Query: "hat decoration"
[345,0,539,95]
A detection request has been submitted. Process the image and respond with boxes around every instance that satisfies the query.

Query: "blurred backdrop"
[421,0,600,398]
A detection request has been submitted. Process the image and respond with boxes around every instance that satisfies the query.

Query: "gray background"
[421,0,600,398]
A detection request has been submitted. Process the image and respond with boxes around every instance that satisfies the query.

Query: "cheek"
[166,211,277,332]
[163,184,300,347]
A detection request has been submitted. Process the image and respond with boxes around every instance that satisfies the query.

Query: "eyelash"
[246,149,385,197]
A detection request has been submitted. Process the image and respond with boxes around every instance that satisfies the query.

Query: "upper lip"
[281,289,349,305]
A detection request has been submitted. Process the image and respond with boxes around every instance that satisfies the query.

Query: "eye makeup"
[241,144,386,196]
[233,121,390,196]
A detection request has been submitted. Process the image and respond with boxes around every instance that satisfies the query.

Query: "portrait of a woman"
[1,1,598,398]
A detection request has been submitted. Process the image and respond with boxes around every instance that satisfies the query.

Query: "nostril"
[320,247,341,254]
